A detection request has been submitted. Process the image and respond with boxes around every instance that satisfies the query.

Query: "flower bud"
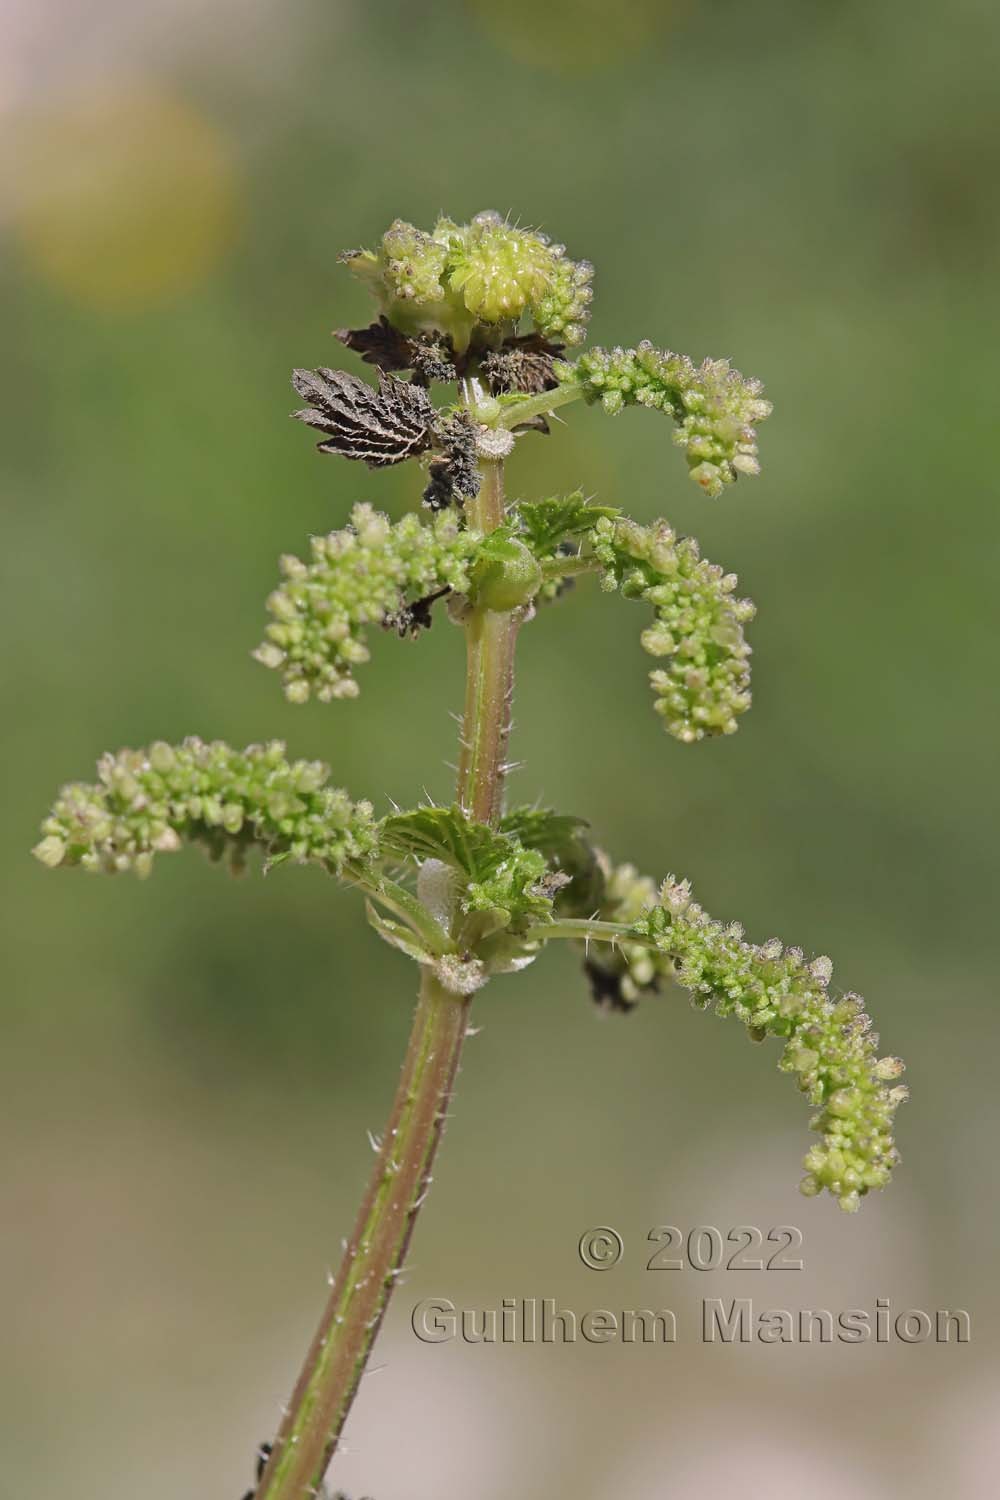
[470,537,542,612]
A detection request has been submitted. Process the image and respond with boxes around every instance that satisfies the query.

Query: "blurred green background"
[2,1,998,1495]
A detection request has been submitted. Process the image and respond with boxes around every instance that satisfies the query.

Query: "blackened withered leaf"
[291,367,436,468]
[482,332,563,395]
[335,317,415,373]
[422,462,458,512]
[407,336,458,385]
[422,412,481,510]
[335,318,457,385]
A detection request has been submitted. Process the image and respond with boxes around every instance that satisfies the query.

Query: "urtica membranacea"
[33,211,906,1500]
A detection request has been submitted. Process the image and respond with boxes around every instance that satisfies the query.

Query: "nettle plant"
[35,212,906,1500]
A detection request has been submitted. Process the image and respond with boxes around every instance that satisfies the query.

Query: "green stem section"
[456,606,517,824]
[540,554,601,583]
[255,969,469,1499]
[492,381,584,430]
[525,917,632,945]
[456,456,518,827]
[255,447,515,1500]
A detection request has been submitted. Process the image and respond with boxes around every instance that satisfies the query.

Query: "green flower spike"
[555,342,772,496]
[592,513,755,742]
[510,495,756,742]
[508,812,905,1209]
[630,879,907,1211]
[255,504,481,703]
[33,739,378,879]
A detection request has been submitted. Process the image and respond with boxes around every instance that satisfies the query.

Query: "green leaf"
[380,806,552,929]
[514,491,618,560]
[381,806,503,878]
[364,901,437,966]
[499,807,606,917]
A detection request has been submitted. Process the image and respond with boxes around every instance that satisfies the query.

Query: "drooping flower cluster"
[33,739,378,878]
[340,211,593,353]
[591,515,755,742]
[556,342,772,497]
[255,504,481,703]
[629,880,907,1210]
[531,254,595,348]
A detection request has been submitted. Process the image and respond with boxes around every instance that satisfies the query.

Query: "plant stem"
[491,381,584,430]
[456,456,517,826]
[254,969,468,1500]
[525,917,633,945]
[255,447,515,1500]
[540,554,601,583]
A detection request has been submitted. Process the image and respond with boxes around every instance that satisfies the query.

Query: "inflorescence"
[592,514,755,741]
[520,818,906,1209]
[33,739,378,878]
[556,342,772,497]
[508,494,756,742]
[255,504,480,703]
[630,878,907,1211]
[340,211,593,355]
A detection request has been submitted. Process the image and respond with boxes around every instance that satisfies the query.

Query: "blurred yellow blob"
[10,84,238,309]
[467,0,672,70]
